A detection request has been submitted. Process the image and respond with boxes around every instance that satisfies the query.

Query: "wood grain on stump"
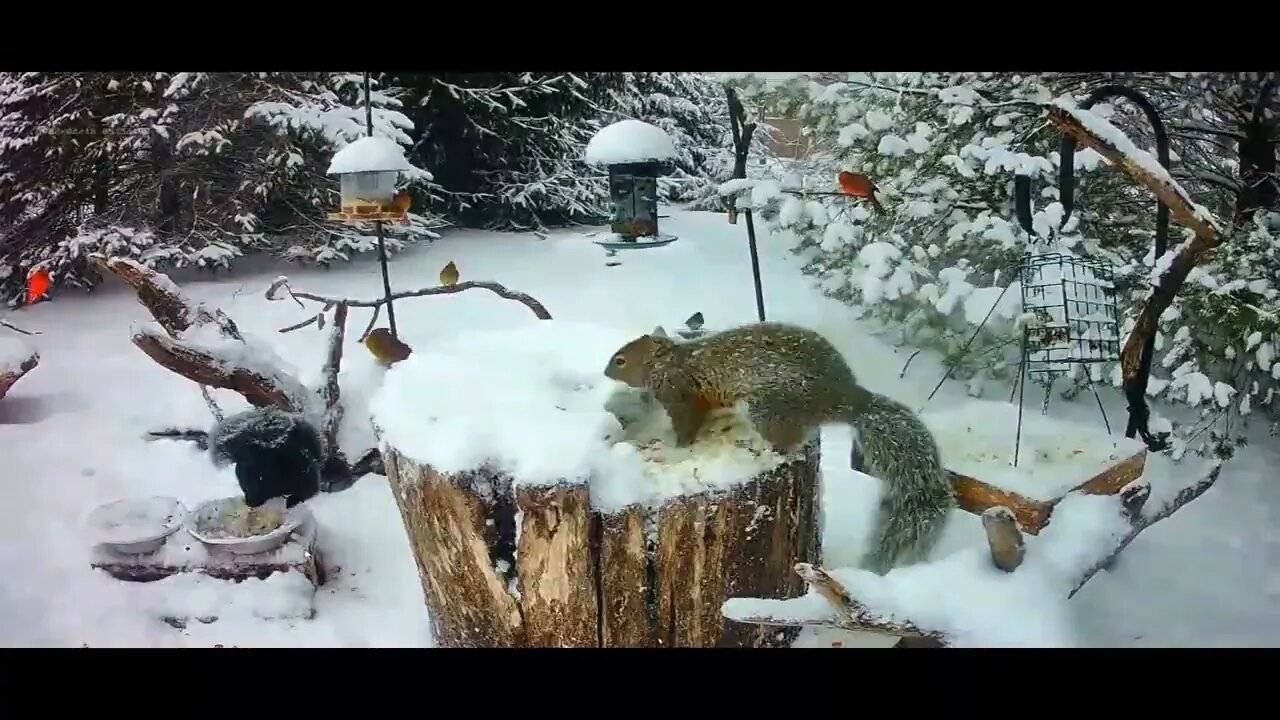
[381,440,822,648]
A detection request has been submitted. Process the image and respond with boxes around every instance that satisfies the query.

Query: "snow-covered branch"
[722,563,950,646]
[1068,461,1223,598]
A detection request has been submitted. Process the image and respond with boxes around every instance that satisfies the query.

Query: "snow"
[326,135,413,176]
[583,119,676,166]
[4,208,1280,648]
[369,321,789,513]
[921,399,1147,501]
[1,333,34,374]
[1050,97,1222,234]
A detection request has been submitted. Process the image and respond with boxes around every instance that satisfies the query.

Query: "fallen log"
[0,336,39,401]
[94,255,548,488]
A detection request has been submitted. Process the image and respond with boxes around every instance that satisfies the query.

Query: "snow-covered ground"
[2,208,1279,647]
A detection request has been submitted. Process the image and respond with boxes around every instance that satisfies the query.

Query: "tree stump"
[381,440,822,648]
[0,336,38,401]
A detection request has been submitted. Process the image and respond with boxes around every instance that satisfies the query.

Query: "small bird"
[393,191,411,225]
[439,261,459,286]
[25,269,50,306]
[837,171,885,214]
[684,311,705,332]
[364,327,413,367]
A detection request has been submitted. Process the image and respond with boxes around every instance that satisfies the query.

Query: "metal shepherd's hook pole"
[365,71,398,338]
[1058,85,1169,449]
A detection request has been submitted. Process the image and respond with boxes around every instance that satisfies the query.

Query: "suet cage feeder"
[1018,251,1122,382]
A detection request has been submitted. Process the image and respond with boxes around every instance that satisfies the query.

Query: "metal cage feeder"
[1017,251,1122,384]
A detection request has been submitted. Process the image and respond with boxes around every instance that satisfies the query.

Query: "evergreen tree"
[0,72,441,300]
[387,72,629,231]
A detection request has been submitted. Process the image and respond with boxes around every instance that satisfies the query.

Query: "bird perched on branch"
[365,327,413,367]
[837,171,885,214]
[439,261,459,286]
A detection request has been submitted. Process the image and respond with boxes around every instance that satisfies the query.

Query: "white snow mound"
[327,135,413,175]
[368,320,790,513]
[584,119,676,166]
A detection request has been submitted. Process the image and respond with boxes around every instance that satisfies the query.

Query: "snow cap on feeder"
[585,119,676,241]
[326,135,413,223]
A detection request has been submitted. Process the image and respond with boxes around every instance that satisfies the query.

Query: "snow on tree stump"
[90,513,324,590]
[371,321,823,648]
[0,335,39,401]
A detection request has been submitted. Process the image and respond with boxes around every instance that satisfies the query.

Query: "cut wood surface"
[380,438,822,648]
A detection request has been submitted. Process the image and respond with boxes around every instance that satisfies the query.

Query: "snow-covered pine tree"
[1046,72,1280,445]
[722,72,1139,395]
[0,71,442,300]
[620,73,774,211]
[388,72,632,231]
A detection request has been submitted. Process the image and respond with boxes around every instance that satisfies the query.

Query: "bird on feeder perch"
[326,136,415,223]
[584,119,677,242]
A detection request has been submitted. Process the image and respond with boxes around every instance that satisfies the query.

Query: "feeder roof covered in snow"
[327,135,413,176]
[584,119,676,167]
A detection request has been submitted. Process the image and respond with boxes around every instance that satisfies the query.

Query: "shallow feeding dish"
[86,496,186,555]
[185,497,307,556]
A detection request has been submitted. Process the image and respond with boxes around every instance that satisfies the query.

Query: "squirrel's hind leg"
[747,403,809,455]
[666,402,708,447]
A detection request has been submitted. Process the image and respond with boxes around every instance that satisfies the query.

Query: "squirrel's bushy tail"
[842,391,956,575]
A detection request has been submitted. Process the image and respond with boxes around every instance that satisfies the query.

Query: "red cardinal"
[25,269,50,306]
[837,171,884,214]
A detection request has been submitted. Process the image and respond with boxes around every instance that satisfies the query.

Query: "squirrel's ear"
[651,325,669,338]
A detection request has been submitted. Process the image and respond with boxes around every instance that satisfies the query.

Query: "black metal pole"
[1058,84,1168,448]
[724,87,766,322]
[364,71,398,338]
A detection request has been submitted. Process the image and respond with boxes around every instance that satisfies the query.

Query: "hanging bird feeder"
[326,135,413,224]
[584,119,678,253]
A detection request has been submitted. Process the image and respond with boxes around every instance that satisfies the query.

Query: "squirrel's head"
[604,333,666,387]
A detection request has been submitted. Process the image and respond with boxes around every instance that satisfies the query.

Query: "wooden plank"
[949,448,1149,534]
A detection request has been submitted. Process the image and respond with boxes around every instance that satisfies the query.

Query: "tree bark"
[0,346,38,401]
[380,439,822,648]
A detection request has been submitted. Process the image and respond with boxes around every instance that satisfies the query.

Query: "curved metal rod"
[1057,84,1170,448]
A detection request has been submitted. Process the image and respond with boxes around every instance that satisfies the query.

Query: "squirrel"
[603,321,955,574]
[208,406,353,508]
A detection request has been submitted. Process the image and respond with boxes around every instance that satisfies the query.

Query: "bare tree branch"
[269,277,552,334]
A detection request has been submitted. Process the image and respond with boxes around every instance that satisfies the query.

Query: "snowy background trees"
[3,70,1275,453]
[0,72,743,297]
[721,72,1278,453]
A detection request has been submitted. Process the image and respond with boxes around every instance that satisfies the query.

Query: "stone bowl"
[86,496,187,555]
[185,497,307,556]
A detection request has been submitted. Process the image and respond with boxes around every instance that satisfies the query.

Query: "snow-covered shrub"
[723,73,1139,389]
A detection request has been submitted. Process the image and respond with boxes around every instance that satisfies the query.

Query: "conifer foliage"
[724,71,1279,449]
[0,72,442,301]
